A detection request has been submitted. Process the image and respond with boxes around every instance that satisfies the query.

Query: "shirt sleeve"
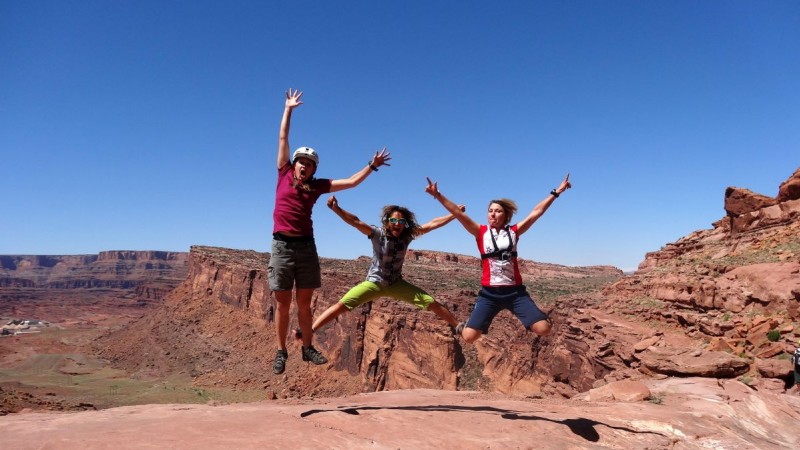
[368,226,380,240]
[314,178,333,193]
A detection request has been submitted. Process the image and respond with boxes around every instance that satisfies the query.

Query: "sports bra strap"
[482,226,516,260]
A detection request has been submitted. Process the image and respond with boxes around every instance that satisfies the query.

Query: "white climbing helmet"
[292,147,319,166]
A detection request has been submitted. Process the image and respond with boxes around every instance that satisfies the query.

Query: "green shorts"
[340,280,435,311]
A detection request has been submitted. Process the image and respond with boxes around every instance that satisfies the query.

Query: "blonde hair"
[488,199,518,225]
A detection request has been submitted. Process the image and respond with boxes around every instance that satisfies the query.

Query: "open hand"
[370,147,392,168]
[285,88,303,109]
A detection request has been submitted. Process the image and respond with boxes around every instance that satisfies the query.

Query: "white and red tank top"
[476,224,522,287]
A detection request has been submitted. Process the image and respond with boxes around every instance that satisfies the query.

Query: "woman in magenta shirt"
[270,88,390,374]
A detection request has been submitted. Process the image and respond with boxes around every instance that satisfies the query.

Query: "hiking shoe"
[273,349,288,374]
[301,345,328,365]
[453,321,466,336]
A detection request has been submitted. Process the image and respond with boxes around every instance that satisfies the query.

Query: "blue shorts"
[466,285,548,333]
[268,235,321,291]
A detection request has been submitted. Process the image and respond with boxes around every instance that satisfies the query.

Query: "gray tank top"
[366,226,413,285]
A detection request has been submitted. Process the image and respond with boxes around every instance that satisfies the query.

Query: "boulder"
[777,167,800,202]
[639,347,749,378]
[724,187,776,216]
[755,358,793,379]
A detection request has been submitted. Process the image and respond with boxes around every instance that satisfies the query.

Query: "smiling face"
[487,203,507,229]
[293,157,317,181]
[386,211,407,237]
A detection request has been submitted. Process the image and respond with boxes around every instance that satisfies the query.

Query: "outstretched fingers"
[285,88,304,108]
[372,147,392,167]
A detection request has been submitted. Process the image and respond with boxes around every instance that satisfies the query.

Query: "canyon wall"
[94,245,622,398]
[0,251,188,320]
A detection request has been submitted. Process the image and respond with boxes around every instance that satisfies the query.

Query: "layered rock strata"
[601,167,800,390]
[95,245,623,398]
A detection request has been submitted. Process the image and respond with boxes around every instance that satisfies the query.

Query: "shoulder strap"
[481,226,517,260]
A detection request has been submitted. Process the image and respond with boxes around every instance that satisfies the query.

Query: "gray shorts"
[268,236,321,291]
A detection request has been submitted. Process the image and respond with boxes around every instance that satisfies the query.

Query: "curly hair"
[380,205,420,239]
[488,198,518,225]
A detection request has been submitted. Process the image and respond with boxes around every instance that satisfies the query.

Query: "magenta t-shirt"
[272,163,332,236]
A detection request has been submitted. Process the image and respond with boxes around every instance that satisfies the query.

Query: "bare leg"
[529,319,551,336]
[295,288,315,347]
[274,290,293,351]
[462,327,483,343]
[427,302,459,328]
[312,302,349,332]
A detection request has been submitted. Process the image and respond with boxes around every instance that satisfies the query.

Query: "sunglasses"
[387,218,407,225]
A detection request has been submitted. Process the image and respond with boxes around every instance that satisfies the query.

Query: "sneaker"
[454,321,466,336]
[301,345,328,365]
[273,349,288,374]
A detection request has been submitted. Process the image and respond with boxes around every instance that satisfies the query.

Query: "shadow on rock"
[300,404,667,443]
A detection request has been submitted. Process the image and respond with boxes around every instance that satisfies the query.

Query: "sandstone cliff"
[94,245,622,398]
[0,251,188,320]
[600,167,800,389]
[0,251,187,291]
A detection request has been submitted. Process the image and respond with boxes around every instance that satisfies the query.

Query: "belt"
[273,233,314,243]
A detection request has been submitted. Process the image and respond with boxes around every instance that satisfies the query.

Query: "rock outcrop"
[3,382,800,450]
[602,167,800,391]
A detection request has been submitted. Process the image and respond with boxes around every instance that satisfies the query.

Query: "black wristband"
[550,189,560,198]
[369,163,379,172]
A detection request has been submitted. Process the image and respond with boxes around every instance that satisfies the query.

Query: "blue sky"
[2,1,798,271]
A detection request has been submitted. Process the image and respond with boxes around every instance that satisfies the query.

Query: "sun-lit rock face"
[602,167,800,392]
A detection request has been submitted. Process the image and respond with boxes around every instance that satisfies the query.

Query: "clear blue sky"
[2,1,798,271]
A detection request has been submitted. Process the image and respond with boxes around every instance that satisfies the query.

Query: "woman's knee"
[274,291,292,309]
[462,327,482,343]
[530,319,551,336]
[295,289,315,307]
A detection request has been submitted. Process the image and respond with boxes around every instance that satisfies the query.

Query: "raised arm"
[416,205,466,237]
[277,88,304,169]
[425,177,481,238]
[516,173,572,236]
[329,148,392,193]
[326,196,372,236]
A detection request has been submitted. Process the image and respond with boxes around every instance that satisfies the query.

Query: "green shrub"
[766,329,781,342]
